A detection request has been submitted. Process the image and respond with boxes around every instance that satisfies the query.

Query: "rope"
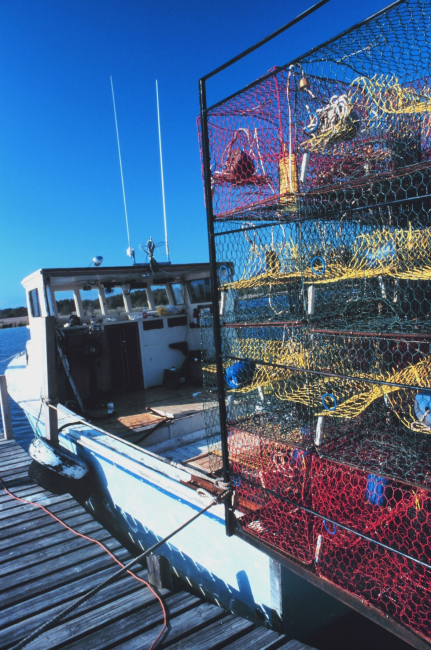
[1,474,166,650]
[3,469,230,650]
[0,352,23,364]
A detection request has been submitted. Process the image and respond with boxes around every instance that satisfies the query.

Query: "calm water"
[0,326,34,449]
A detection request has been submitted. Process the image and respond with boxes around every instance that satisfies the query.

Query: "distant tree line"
[0,307,27,319]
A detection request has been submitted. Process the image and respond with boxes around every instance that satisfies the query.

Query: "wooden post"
[0,375,13,440]
[146,554,173,590]
[42,316,58,444]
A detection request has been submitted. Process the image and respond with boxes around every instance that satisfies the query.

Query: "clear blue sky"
[0,0,392,308]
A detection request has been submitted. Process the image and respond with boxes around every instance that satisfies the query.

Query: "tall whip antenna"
[110,76,134,262]
[156,80,170,263]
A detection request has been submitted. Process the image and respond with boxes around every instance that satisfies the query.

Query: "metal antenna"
[110,76,134,263]
[156,80,170,263]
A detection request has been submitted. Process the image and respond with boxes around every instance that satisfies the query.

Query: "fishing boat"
[5,260,344,637]
[7,0,431,646]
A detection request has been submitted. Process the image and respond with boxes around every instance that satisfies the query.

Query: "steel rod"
[199,76,234,536]
[201,0,329,83]
[226,354,430,392]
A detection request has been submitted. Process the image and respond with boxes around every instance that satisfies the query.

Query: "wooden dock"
[0,439,316,650]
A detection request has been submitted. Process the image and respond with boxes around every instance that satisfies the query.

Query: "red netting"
[229,427,315,564]
[228,433,431,640]
[313,458,431,640]
[198,69,431,221]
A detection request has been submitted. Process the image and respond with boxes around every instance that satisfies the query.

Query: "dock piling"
[0,375,13,440]
[41,316,58,444]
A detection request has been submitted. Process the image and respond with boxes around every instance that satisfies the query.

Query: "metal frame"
[198,0,428,640]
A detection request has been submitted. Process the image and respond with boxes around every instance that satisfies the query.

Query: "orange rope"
[1,481,167,649]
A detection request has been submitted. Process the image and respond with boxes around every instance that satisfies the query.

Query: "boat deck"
[96,386,220,469]
[0,438,316,650]
[5,352,219,473]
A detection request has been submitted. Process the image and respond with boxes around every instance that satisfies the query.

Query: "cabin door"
[105,322,144,393]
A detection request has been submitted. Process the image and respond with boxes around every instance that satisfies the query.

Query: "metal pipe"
[214,220,288,237]
[223,323,431,340]
[201,0,329,83]
[225,354,430,392]
[311,328,431,341]
[223,321,306,329]
[213,189,431,226]
[199,77,234,536]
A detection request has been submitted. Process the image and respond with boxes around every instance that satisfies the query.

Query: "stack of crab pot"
[199,0,431,644]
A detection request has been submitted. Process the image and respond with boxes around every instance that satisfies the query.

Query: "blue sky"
[0,0,393,308]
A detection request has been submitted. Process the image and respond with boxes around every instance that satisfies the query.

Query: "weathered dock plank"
[0,571,146,648]
[0,512,97,550]
[112,600,227,650]
[0,439,317,650]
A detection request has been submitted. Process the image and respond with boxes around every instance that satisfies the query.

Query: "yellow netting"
[206,334,431,431]
[226,238,302,290]
[223,226,431,291]
[351,75,431,117]
[300,75,431,154]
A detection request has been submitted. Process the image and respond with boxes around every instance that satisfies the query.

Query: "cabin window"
[129,288,149,311]
[54,291,76,317]
[171,283,184,306]
[29,289,42,318]
[81,288,102,317]
[188,278,211,304]
[105,287,126,314]
[151,285,169,306]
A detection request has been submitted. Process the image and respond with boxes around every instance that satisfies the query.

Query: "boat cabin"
[21,263,219,471]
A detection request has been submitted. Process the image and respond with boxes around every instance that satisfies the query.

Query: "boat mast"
[155,80,170,263]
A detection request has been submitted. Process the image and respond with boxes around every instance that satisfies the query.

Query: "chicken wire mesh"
[198,0,431,221]
[199,0,431,642]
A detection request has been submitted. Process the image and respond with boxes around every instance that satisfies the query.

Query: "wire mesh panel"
[199,0,431,642]
[198,68,302,220]
[199,1,431,221]
[229,427,316,564]
[215,220,306,325]
[312,457,431,641]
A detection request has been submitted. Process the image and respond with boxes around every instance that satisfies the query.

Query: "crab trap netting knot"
[199,0,431,642]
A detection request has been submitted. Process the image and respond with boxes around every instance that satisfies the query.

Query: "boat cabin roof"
[22,263,211,289]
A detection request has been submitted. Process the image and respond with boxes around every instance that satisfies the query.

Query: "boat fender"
[366,474,389,507]
[225,360,256,389]
[28,437,94,501]
[29,437,89,480]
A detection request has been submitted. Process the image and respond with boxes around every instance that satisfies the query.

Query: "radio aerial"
[139,237,163,274]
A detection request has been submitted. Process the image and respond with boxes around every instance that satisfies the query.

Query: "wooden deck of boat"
[0,439,316,650]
